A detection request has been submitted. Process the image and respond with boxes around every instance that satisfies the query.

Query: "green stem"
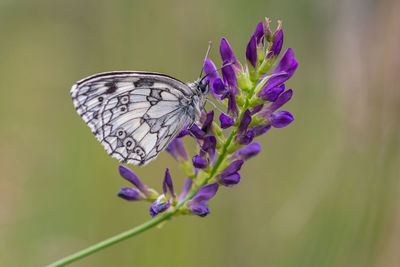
[46,212,174,267]
[47,93,252,267]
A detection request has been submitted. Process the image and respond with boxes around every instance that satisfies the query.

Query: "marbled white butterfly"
[70,71,210,166]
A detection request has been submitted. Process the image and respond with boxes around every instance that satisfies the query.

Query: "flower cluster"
[117,18,297,218]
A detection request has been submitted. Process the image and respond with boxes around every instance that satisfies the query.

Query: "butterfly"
[70,71,210,166]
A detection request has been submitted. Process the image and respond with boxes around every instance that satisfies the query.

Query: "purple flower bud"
[237,130,255,145]
[270,111,294,128]
[254,21,265,45]
[192,155,208,169]
[237,109,252,135]
[189,124,206,140]
[266,89,293,114]
[212,78,227,95]
[117,188,144,201]
[217,173,241,187]
[221,64,239,94]
[219,113,235,129]
[219,160,244,177]
[118,165,150,196]
[222,90,238,116]
[176,127,189,138]
[220,38,240,69]
[250,125,271,137]
[201,110,214,133]
[178,178,193,202]
[272,48,298,79]
[189,204,210,217]
[257,73,288,99]
[246,35,257,67]
[269,29,283,57]
[259,84,285,102]
[149,197,171,217]
[251,104,264,115]
[201,136,216,160]
[203,58,220,82]
[166,138,188,161]
[188,183,219,205]
[233,142,261,161]
[162,168,175,198]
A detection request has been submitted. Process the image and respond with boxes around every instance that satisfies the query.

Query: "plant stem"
[46,212,174,267]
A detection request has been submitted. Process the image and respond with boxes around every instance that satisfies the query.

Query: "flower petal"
[192,155,208,169]
[246,35,257,67]
[118,165,149,196]
[162,168,175,198]
[219,113,235,129]
[270,111,294,128]
[117,188,144,201]
[233,142,261,161]
[189,204,210,217]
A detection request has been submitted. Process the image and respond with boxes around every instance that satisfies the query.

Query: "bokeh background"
[1,0,399,266]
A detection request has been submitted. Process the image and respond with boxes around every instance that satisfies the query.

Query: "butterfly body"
[71,71,208,165]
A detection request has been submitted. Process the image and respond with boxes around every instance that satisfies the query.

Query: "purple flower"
[237,109,252,135]
[222,90,238,116]
[149,197,171,217]
[176,127,190,138]
[217,173,241,187]
[258,84,285,102]
[269,29,283,57]
[189,124,206,140]
[233,142,261,161]
[272,48,298,79]
[251,104,264,115]
[187,183,219,206]
[237,130,255,145]
[219,160,244,177]
[162,168,175,198]
[166,138,188,161]
[269,111,294,128]
[253,21,265,45]
[117,188,145,201]
[201,111,214,134]
[261,89,293,116]
[246,35,257,67]
[178,178,193,202]
[203,59,220,83]
[213,78,227,95]
[257,73,288,100]
[189,205,210,217]
[249,125,271,137]
[118,165,150,197]
[192,155,208,169]
[201,136,216,161]
[219,113,235,129]
[216,160,244,187]
[220,38,240,69]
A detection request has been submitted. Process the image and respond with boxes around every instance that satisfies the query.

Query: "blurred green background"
[1,0,399,266]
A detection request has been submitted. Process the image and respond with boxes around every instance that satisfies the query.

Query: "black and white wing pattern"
[71,71,199,165]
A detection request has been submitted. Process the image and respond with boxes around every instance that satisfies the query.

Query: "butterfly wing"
[70,71,196,165]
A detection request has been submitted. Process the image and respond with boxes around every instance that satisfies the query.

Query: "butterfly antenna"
[199,41,213,79]
[199,61,235,84]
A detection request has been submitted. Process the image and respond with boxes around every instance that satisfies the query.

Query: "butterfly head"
[196,79,210,95]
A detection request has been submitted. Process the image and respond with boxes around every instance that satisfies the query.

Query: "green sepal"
[236,69,252,92]
[181,160,195,178]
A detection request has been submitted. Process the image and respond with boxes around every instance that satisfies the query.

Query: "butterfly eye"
[124,137,136,150]
[120,96,129,104]
[198,80,209,94]
[116,128,126,139]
